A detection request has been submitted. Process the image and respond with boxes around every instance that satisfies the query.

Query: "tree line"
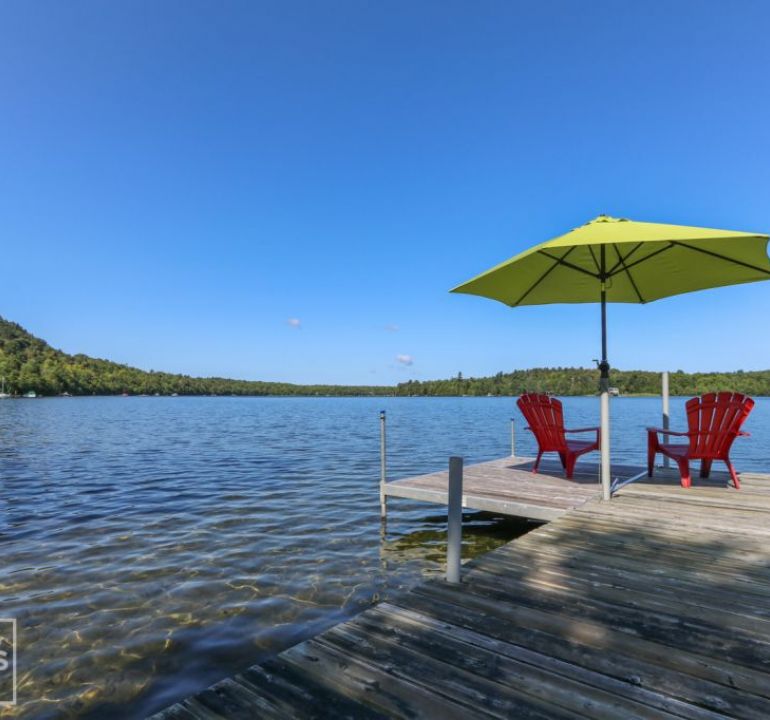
[1,317,767,397]
[394,368,770,397]
[0,318,388,396]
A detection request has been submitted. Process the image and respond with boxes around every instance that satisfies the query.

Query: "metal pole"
[600,294,608,367]
[662,371,670,469]
[446,456,463,584]
[379,410,387,518]
[510,417,516,457]
[599,246,611,501]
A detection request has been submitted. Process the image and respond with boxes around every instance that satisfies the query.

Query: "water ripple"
[1,395,768,718]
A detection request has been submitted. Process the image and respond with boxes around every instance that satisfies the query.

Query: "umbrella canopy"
[452,215,770,306]
[451,215,770,499]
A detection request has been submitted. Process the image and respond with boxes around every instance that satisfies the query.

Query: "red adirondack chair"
[517,393,600,479]
[647,392,754,489]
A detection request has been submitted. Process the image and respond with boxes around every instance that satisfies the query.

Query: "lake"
[1,395,768,718]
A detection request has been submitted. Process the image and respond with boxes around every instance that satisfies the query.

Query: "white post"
[510,417,516,457]
[600,389,611,501]
[446,456,463,584]
[662,372,670,469]
[379,410,387,518]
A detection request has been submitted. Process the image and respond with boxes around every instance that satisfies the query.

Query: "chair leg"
[564,453,577,480]
[700,459,713,479]
[647,436,656,477]
[533,450,544,474]
[677,458,691,488]
[725,458,740,490]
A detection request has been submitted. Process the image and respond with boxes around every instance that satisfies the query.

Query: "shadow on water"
[379,511,541,568]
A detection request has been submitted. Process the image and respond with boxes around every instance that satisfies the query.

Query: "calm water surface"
[1,396,769,718]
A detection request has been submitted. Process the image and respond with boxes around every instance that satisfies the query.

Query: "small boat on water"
[23,390,37,398]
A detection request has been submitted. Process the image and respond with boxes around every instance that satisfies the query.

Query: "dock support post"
[662,371,670,469]
[379,410,387,518]
[447,456,463,584]
[510,418,516,457]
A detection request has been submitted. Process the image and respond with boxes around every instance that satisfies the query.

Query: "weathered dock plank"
[381,456,605,521]
[151,461,770,719]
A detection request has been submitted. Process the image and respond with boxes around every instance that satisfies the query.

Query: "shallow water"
[0,395,768,718]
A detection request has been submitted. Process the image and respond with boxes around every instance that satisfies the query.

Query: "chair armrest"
[739,430,751,437]
[646,427,689,436]
[565,426,600,433]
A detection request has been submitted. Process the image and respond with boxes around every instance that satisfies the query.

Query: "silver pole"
[446,456,463,584]
[510,417,516,457]
[600,389,611,500]
[599,248,612,501]
[662,371,670,469]
[379,410,387,518]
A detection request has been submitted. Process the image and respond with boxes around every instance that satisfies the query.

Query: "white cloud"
[385,323,400,332]
[396,354,414,366]
[287,318,301,329]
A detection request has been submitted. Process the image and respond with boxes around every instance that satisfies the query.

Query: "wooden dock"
[382,455,606,521]
[152,461,770,719]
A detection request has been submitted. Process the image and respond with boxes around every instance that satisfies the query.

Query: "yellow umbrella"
[452,215,770,498]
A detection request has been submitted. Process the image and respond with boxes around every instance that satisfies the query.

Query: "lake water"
[2,395,769,718]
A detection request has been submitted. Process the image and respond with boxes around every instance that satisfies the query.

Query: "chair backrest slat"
[517,393,567,452]
[686,392,754,458]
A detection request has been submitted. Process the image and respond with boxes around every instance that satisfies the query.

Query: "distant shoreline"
[2,316,768,398]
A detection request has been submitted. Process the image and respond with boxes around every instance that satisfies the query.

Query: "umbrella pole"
[599,251,611,501]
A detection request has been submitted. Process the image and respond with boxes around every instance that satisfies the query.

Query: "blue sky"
[1,1,769,385]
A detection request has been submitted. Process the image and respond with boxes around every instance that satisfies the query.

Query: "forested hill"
[395,368,770,397]
[0,318,389,396]
[1,317,768,397]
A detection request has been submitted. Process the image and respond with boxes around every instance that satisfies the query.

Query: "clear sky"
[2,1,769,385]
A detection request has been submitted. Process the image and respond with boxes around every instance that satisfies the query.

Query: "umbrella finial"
[589,214,628,224]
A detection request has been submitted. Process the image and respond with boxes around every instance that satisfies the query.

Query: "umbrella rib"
[618,242,676,273]
[606,242,643,276]
[514,247,579,305]
[537,250,601,280]
[671,241,770,275]
[587,245,601,275]
[612,243,645,303]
